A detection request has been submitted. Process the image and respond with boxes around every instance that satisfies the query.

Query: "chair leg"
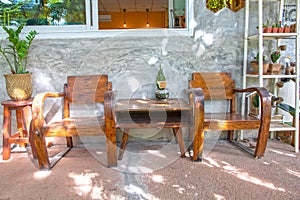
[172,128,186,157]
[30,126,51,170]
[66,137,73,147]
[254,128,269,158]
[118,130,129,160]
[227,130,234,141]
[192,129,204,162]
[172,128,178,144]
[29,122,37,159]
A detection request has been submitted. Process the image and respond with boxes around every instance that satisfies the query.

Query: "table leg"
[16,109,27,148]
[2,106,11,160]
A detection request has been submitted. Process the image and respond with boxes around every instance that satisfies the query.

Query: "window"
[0,0,86,26]
[98,0,186,29]
[0,0,193,37]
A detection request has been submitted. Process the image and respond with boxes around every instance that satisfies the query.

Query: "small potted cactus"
[155,65,169,100]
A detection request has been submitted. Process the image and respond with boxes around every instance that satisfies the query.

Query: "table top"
[1,98,33,107]
[115,98,191,112]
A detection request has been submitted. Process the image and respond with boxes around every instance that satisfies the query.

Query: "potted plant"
[250,92,260,117]
[269,49,281,73]
[262,18,272,33]
[250,52,269,74]
[0,24,38,100]
[155,65,169,100]
[271,23,280,33]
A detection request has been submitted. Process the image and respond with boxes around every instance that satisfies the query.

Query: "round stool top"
[1,98,33,107]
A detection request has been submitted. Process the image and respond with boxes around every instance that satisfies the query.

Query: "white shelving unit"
[242,0,299,152]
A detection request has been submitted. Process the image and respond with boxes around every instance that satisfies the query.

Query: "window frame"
[0,0,194,39]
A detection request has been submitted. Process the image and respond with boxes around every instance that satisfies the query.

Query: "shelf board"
[269,121,296,132]
[246,73,296,78]
[248,33,297,40]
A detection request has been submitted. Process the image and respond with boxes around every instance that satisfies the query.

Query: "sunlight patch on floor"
[150,175,165,183]
[221,161,286,192]
[147,150,166,158]
[202,157,286,192]
[213,193,226,200]
[33,170,52,180]
[124,184,160,200]
[69,171,106,199]
[268,148,296,157]
[287,169,300,178]
[172,184,185,194]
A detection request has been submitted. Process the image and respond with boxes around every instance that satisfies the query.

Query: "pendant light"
[123,9,126,28]
[146,9,149,27]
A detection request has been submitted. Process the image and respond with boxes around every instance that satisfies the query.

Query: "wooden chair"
[29,75,113,170]
[189,72,272,160]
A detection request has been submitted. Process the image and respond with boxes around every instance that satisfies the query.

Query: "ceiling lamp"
[146,9,149,27]
[123,9,126,28]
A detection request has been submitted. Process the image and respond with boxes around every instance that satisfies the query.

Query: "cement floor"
[0,139,299,200]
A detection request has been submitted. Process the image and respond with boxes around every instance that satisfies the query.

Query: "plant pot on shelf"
[263,27,272,33]
[4,74,33,100]
[269,63,282,74]
[272,27,278,33]
[250,61,269,74]
[284,26,290,33]
[278,27,284,33]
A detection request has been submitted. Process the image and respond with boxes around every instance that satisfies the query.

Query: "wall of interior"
[99,11,167,29]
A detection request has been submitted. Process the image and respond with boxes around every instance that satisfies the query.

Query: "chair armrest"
[104,90,116,124]
[188,88,205,129]
[31,92,65,136]
[234,87,272,126]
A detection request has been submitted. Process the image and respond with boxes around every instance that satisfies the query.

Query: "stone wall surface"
[0,1,293,147]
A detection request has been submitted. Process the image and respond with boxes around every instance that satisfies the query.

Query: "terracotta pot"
[278,28,284,33]
[269,63,281,73]
[250,61,269,74]
[4,74,33,100]
[263,28,272,33]
[272,27,278,33]
[284,26,290,33]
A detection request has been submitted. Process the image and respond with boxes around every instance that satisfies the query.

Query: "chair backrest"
[65,75,112,104]
[189,72,235,100]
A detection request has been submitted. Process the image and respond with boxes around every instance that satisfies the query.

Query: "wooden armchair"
[29,75,113,170]
[189,72,272,160]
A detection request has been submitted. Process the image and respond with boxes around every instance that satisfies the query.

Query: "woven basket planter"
[4,74,32,100]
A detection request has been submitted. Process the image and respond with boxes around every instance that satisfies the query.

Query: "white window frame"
[0,0,194,39]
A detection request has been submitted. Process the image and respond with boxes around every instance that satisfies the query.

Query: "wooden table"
[104,89,204,167]
[1,98,33,160]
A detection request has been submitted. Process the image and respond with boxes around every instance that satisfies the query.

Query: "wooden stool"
[1,98,33,160]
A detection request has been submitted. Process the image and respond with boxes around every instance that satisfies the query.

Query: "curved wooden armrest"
[104,90,116,126]
[188,88,205,126]
[234,87,272,124]
[31,92,65,136]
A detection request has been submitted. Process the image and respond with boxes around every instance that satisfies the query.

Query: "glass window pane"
[0,0,86,26]
[98,0,186,29]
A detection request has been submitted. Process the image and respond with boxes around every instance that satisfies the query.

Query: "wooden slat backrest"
[189,72,235,100]
[65,75,111,103]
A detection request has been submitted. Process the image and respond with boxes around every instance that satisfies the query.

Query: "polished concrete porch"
[0,139,299,200]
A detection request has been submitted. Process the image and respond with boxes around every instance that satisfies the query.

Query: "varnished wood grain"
[30,75,112,170]
[189,72,272,159]
[1,99,33,160]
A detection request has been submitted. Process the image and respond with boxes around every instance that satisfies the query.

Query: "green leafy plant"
[156,65,166,90]
[263,18,272,28]
[270,49,281,63]
[0,24,38,74]
[254,52,268,63]
[253,93,260,108]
